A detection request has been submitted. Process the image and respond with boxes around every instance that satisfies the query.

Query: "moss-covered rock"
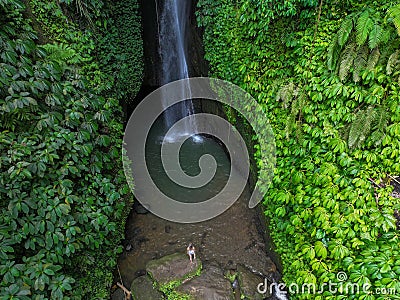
[146,252,202,285]
[177,264,234,300]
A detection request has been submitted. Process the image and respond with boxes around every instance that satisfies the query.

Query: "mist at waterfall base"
[145,104,232,204]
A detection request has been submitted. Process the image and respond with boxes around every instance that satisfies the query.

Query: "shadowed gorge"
[115,0,282,298]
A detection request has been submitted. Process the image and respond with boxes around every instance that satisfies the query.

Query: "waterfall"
[157,0,197,139]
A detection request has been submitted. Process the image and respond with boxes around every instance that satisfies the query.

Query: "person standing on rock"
[187,243,196,263]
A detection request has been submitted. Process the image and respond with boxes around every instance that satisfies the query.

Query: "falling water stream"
[158,0,197,136]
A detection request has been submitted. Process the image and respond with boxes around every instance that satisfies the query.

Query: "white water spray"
[157,0,197,138]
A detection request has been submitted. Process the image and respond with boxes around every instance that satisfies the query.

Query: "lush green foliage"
[198,0,400,299]
[28,0,143,100]
[0,0,142,298]
[156,264,202,300]
[158,280,192,300]
[96,0,143,100]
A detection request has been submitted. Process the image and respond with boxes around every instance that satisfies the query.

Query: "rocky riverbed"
[111,184,283,300]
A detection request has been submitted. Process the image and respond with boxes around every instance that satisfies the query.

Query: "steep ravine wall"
[139,0,207,87]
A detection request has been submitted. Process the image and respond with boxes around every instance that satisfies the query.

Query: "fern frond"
[42,43,76,64]
[295,120,304,144]
[368,23,383,49]
[0,114,18,131]
[348,111,365,149]
[386,50,399,75]
[338,16,354,47]
[0,111,30,131]
[374,105,388,132]
[327,37,341,71]
[356,10,374,46]
[75,0,94,25]
[348,106,376,148]
[366,47,380,70]
[285,114,296,140]
[290,91,306,119]
[353,45,369,82]
[387,4,400,35]
[279,83,305,139]
[370,129,385,146]
[369,105,388,146]
[276,82,296,109]
[299,93,307,111]
[365,105,376,129]
[361,106,376,144]
[339,42,357,81]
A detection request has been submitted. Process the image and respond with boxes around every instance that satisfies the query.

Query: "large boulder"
[146,252,202,285]
[131,275,164,300]
[177,264,234,300]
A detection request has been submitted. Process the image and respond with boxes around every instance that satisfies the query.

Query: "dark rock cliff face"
[139,0,207,87]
